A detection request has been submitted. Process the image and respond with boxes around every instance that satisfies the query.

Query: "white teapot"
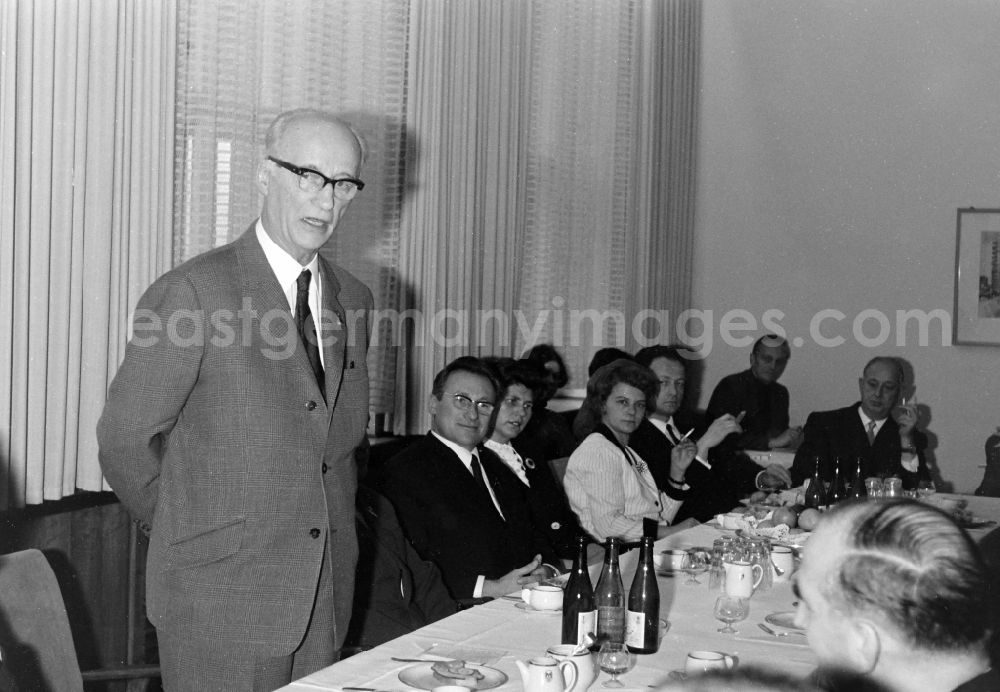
[516,656,578,692]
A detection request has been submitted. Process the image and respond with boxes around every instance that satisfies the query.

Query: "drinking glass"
[597,641,632,688]
[713,596,749,634]
[682,551,708,585]
[917,480,936,499]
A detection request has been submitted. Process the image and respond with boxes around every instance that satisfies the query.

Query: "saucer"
[765,611,804,631]
[399,662,507,690]
[514,601,561,614]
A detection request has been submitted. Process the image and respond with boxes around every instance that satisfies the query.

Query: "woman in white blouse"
[564,358,697,542]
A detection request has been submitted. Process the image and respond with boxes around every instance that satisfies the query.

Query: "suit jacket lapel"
[318,256,347,414]
[425,435,501,518]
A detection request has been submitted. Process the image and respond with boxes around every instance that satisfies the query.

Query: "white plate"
[514,601,561,614]
[765,611,804,631]
[398,662,508,690]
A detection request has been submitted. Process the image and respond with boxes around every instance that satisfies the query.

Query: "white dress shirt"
[857,405,918,473]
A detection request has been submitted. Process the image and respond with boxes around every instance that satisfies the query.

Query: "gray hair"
[823,499,993,653]
[264,108,367,166]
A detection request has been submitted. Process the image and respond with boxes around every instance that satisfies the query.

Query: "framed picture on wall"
[954,207,1000,345]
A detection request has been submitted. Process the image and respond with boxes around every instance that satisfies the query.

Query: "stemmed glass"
[713,596,749,634]
[597,641,632,688]
[682,551,708,585]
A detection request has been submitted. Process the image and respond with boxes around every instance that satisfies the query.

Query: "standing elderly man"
[790,356,929,488]
[381,357,561,604]
[794,500,998,691]
[706,334,802,451]
[98,109,373,691]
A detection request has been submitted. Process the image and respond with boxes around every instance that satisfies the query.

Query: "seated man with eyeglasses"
[381,357,562,603]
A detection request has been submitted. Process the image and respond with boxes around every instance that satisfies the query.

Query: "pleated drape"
[0,0,175,508]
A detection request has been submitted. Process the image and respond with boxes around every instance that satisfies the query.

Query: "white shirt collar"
[431,430,478,470]
[857,405,887,436]
[255,220,321,317]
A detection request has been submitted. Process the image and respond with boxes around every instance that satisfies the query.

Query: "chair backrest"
[0,549,83,692]
[548,456,570,487]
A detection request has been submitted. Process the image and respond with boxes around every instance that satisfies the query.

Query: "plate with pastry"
[399,659,508,690]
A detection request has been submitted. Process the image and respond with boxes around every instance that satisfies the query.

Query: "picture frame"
[953,207,1000,345]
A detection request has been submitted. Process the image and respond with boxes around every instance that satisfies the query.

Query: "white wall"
[694,0,1000,492]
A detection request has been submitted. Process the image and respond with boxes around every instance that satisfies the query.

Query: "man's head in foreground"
[794,499,994,692]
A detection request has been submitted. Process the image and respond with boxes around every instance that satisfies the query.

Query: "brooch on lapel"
[523,457,536,470]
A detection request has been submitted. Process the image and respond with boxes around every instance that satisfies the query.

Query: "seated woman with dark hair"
[564,359,697,543]
[518,344,578,459]
[483,358,582,560]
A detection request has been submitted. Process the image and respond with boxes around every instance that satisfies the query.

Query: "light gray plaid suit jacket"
[98,225,372,655]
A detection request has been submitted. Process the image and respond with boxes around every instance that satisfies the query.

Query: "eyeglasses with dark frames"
[443,392,496,416]
[267,156,365,200]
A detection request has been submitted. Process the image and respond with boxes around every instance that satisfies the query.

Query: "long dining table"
[277,493,1000,692]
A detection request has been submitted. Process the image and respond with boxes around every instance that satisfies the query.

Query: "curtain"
[394,0,701,430]
[0,0,176,508]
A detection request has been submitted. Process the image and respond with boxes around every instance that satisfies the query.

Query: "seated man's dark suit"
[629,416,761,523]
[381,433,560,601]
[345,485,457,651]
[790,403,929,488]
[706,369,789,451]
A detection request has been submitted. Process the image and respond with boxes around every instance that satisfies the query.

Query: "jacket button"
[309,528,321,539]
[306,400,317,411]
[321,463,328,474]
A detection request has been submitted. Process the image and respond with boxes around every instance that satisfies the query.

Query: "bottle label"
[597,605,625,643]
[577,610,597,645]
[624,610,645,648]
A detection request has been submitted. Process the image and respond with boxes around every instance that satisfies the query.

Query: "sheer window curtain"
[395,0,701,430]
[0,0,175,508]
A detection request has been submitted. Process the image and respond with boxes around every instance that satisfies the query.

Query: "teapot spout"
[515,659,530,686]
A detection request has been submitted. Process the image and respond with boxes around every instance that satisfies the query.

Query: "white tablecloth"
[276,524,815,692]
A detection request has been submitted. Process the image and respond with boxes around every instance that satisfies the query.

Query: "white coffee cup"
[522,584,563,610]
[663,549,687,570]
[684,650,736,675]
[771,546,794,584]
[723,560,763,599]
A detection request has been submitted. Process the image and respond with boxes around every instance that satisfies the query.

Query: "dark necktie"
[472,453,505,520]
[471,454,489,494]
[665,423,680,445]
[296,269,325,400]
